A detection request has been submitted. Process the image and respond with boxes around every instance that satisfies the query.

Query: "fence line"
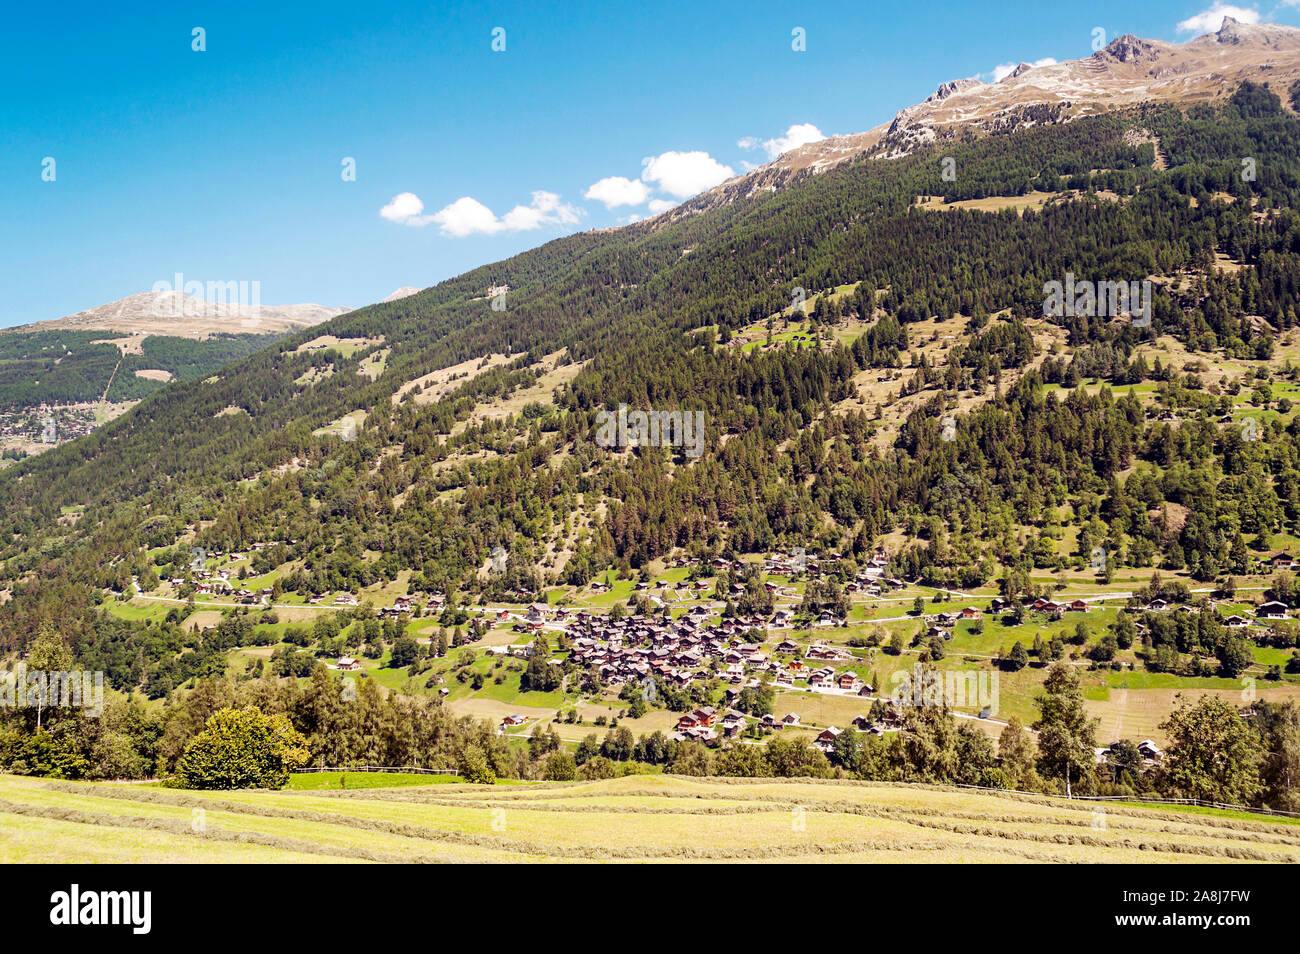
[954,783,1300,819]
[294,765,459,776]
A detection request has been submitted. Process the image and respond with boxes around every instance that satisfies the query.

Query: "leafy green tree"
[1159,696,1263,805]
[1033,663,1098,797]
[1256,701,1300,812]
[458,744,496,785]
[1216,636,1253,678]
[543,750,577,781]
[176,706,309,790]
[997,717,1040,791]
[388,636,419,669]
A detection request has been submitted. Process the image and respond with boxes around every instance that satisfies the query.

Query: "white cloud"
[584,176,651,209]
[738,123,826,161]
[990,57,1058,83]
[381,191,581,237]
[1176,4,1260,32]
[647,198,676,214]
[379,192,432,226]
[640,150,734,199]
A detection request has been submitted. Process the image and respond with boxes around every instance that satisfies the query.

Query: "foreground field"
[1,774,1296,864]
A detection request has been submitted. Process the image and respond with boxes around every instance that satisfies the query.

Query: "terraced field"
[1,774,1296,863]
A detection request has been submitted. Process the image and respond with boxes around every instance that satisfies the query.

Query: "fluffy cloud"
[737,123,826,162]
[640,150,734,198]
[647,198,676,214]
[990,57,1058,82]
[1176,3,1260,33]
[584,176,651,209]
[379,192,432,226]
[380,191,580,237]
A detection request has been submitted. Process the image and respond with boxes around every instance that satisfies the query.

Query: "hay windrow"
[4,777,1287,864]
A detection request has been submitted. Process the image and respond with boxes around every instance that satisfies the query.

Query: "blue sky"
[2,0,1298,326]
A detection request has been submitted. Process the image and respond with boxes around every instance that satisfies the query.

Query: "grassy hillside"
[1,773,1295,863]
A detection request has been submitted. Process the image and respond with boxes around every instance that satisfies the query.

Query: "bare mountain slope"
[666,17,1300,220]
[13,291,349,338]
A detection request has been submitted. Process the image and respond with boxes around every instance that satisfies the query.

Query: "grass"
[286,771,461,791]
[2,773,1295,864]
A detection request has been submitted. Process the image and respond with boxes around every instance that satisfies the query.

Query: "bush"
[458,745,496,784]
[543,750,577,781]
[176,706,309,790]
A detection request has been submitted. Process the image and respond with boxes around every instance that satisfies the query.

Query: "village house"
[814,726,842,754]
[807,668,836,689]
[1137,740,1163,764]
[1258,601,1290,620]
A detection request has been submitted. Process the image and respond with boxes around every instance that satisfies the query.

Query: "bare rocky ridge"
[11,291,350,338]
[661,18,1300,221]
[382,286,423,303]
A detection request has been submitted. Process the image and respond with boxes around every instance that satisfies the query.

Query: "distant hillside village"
[139,539,1300,780]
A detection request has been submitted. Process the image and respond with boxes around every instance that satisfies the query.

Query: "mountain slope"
[672,17,1300,217]
[14,291,348,338]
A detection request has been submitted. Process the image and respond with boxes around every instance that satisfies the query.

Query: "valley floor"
[1,773,1296,864]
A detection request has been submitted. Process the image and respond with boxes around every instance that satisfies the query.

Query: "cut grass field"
[2,773,1296,864]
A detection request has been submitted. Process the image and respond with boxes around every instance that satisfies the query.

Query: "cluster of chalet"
[990,596,1089,619]
[674,702,901,746]
[811,705,910,753]
[559,602,875,705]
[565,606,780,693]
[844,551,907,595]
[0,406,95,445]
[1143,596,1291,623]
[302,592,446,615]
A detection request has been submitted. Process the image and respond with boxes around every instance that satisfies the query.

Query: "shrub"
[176,706,309,790]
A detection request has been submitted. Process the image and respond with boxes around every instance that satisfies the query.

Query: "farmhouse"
[1137,740,1163,764]
[807,668,836,689]
[838,671,863,692]
[1258,601,1290,620]
[814,727,842,753]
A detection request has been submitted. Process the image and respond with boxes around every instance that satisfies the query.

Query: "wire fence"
[294,765,459,776]
[955,783,1300,819]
